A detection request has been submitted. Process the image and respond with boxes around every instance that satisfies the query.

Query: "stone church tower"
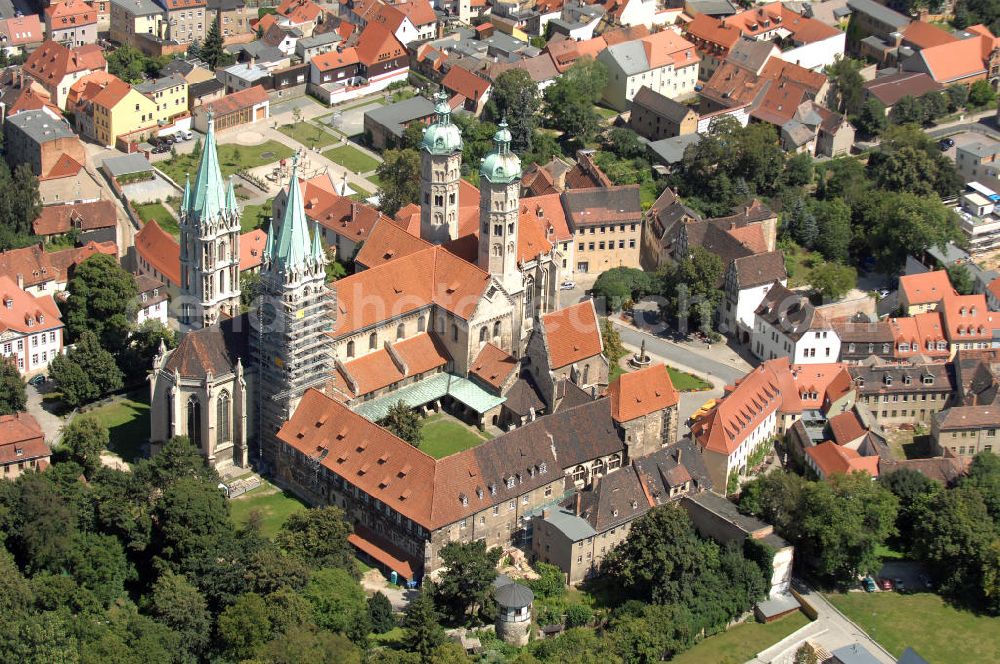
[420,92,463,243]
[478,121,524,296]
[251,154,333,468]
[179,114,242,329]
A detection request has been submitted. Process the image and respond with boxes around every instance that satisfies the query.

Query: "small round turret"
[479,120,522,183]
[421,91,463,155]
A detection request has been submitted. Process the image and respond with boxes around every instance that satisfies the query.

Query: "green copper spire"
[189,112,226,222]
[311,220,324,265]
[480,119,521,183]
[421,91,463,155]
[182,173,191,211]
[269,153,312,273]
[225,177,239,216]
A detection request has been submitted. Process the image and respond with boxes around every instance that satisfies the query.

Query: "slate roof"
[578,465,649,532]
[755,282,825,342]
[502,377,547,417]
[560,185,642,228]
[731,251,787,289]
[846,0,909,30]
[631,85,695,123]
[633,438,714,502]
[163,313,250,378]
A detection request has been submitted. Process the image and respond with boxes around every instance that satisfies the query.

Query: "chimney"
[574,491,582,517]
[591,472,600,492]
[675,448,682,464]
[16,273,23,289]
[542,507,551,519]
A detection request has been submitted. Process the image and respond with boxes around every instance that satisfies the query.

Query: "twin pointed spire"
[188,112,228,222]
[264,151,325,274]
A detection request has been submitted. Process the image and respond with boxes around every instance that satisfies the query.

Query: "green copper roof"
[480,119,521,183]
[267,153,313,273]
[225,178,239,217]
[188,113,227,222]
[421,91,463,155]
[182,173,191,211]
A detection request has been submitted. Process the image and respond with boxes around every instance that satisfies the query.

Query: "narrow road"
[613,322,748,386]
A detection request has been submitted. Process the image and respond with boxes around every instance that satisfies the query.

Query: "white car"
[876,288,890,299]
[560,281,576,290]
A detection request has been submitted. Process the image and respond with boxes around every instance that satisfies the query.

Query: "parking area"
[939,130,993,162]
[321,101,382,137]
[875,560,933,593]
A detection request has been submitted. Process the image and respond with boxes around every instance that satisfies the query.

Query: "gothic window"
[525,283,533,312]
[452,324,458,341]
[493,320,501,337]
[572,465,586,482]
[217,391,231,443]
[218,241,227,261]
[418,316,426,332]
[434,194,443,206]
[449,192,456,204]
[187,396,202,450]
[507,242,514,255]
[492,243,502,257]
[494,224,503,235]
[346,340,355,357]
[508,223,514,234]
[479,327,487,343]
[582,364,590,384]
[369,333,377,350]
[608,453,622,470]
[434,212,443,224]
[396,323,405,340]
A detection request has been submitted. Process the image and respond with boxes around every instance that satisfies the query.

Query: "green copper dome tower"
[478,119,524,296]
[420,91,464,244]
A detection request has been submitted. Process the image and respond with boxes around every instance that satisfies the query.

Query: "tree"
[962,452,1000,522]
[218,592,273,661]
[608,603,694,663]
[65,253,139,353]
[61,415,109,476]
[782,151,814,188]
[402,584,445,660]
[794,642,820,664]
[527,561,566,600]
[485,68,541,154]
[376,148,421,217]
[826,57,865,116]
[435,539,503,621]
[154,476,231,562]
[543,57,608,144]
[591,266,653,311]
[260,626,362,664]
[200,21,226,69]
[880,469,939,553]
[65,531,131,607]
[921,90,949,121]
[947,263,975,295]
[303,567,368,635]
[808,198,852,263]
[810,262,856,301]
[146,570,212,657]
[49,331,124,407]
[969,79,996,107]
[275,505,354,571]
[867,125,962,198]
[564,603,592,628]
[602,127,645,159]
[602,318,627,368]
[787,197,818,249]
[368,591,397,633]
[659,246,724,333]
[889,95,925,125]
[106,44,149,84]
[0,358,26,415]
[8,472,79,574]
[379,401,422,446]
[859,191,961,273]
[855,98,887,139]
[947,83,969,111]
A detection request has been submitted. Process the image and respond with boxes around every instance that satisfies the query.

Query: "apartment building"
[597,29,700,111]
[0,275,64,377]
[157,0,206,44]
[45,0,98,47]
[849,361,954,427]
[560,185,643,274]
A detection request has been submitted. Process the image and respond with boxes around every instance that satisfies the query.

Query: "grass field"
[323,144,380,174]
[670,611,810,664]
[87,391,151,462]
[350,184,372,201]
[594,104,620,120]
[826,592,1000,663]
[610,364,712,391]
[419,415,490,459]
[135,202,179,235]
[278,123,338,149]
[159,141,295,184]
[240,198,274,232]
[230,486,307,539]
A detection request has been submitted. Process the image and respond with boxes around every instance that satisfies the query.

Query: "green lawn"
[826,592,1000,663]
[240,198,274,232]
[158,141,295,184]
[230,487,307,539]
[782,240,824,289]
[323,144,380,174]
[594,104,620,120]
[610,364,712,391]
[350,184,372,201]
[670,611,810,664]
[278,122,338,149]
[419,415,490,459]
[134,202,179,236]
[86,391,151,463]
[44,235,77,252]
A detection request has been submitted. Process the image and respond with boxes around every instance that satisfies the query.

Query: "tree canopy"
[379,401,422,446]
[376,149,421,217]
[0,358,26,415]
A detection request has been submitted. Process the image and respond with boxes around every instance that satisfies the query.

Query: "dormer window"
[856,377,865,387]
[476,487,483,499]
[489,483,497,495]
[884,375,893,386]
[506,477,515,489]
[903,375,912,385]
[539,462,547,474]
[923,374,934,384]
[459,493,468,506]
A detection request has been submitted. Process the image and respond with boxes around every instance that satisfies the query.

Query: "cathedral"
[150,98,590,471]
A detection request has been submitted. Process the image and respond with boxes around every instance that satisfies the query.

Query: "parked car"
[147,136,163,147]
[162,135,175,145]
[863,577,877,593]
[894,578,906,593]
[560,281,576,290]
[876,288,890,299]
[174,131,187,142]
[689,399,717,424]
[939,138,955,150]
[878,577,894,591]
[919,573,933,590]
[152,144,170,154]
[27,374,46,387]
[181,130,193,140]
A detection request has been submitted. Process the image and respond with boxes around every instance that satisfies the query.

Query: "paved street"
[24,384,66,444]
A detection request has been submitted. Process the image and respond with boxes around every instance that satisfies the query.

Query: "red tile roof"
[277,0,322,22]
[338,332,449,396]
[0,15,42,46]
[32,200,116,236]
[162,0,207,9]
[43,152,84,180]
[355,23,406,67]
[0,243,59,288]
[45,0,96,25]
[200,84,268,116]
[685,12,741,51]
[470,342,518,391]
[311,47,359,71]
[912,34,989,83]
[827,410,866,445]
[541,300,603,369]
[241,229,266,271]
[807,441,879,478]
[0,275,62,336]
[24,41,105,86]
[941,293,996,342]
[0,412,48,465]
[395,0,436,26]
[442,65,491,103]
[899,270,954,307]
[6,82,60,118]
[355,217,431,269]
[135,220,180,285]
[641,29,699,69]
[888,312,950,360]
[608,363,679,423]
[902,20,958,49]
[521,193,571,243]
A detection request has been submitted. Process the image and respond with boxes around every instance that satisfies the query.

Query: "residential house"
[628,85,698,140]
[524,300,608,406]
[863,71,943,116]
[364,0,436,46]
[0,274,64,377]
[834,316,896,363]
[548,2,604,40]
[441,65,491,115]
[188,77,225,109]
[296,31,342,63]
[941,292,999,354]
[135,73,189,124]
[779,101,854,157]
[0,242,115,296]
[206,0,254,44]
[355,23,408,90]
[363,94,436,149]
[159,59,220,87]
[273,0,323,37]
[752,282,841,364]
[844,0,910,57]
[849,359,954,427]
[22,40,107,110]
[135,273,168,326]
[597,29,700,111]
[110,0,168,54]
[156,0,206,44]
[932,405,1000,458]
[559,185,642,274]
[261,23,301,57]
[0,413,50,480]
[4,109,86,180]
[955,139,1000,186]
[32,200,118,247]
[0,15,43,57]
[307,47,360,98]
[700,57,829,126]
[721,251,788,342]
[805,440,880,478]
[68,71,160,147]
[191,84,268,132]
[899,270,954,314]
[488,54,560,93]
[901,24,1000,86]
[639,187,702,269]
[887,312,951,362]
[45,0,98,47]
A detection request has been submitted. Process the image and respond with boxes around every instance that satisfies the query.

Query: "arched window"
[418,316,426,332]
[493,320,501,337]
[187,395,202,450]
[217,391,231,443]
[479,327,487,343]
[608,453,622,470]
[582,364,590,385]
[346,340,355,358]
[218,241,227,261]
[396,323,405,340]
[369,332,377,350]
[451,324,458,341]
[592,458,604,477]
[572,465,586,482]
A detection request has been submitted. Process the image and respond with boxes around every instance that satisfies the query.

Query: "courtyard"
[229,480,307,539]
[84,390,151,463]
[157,140,295,184]
[419,413,493,459]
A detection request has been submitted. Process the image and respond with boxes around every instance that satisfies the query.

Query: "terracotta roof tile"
[396,0,436,25]
[135,220,180,285]
[43,152,84,180]
[901,20,958,49]
[913,34,988,83]
[201,84,268,116]
[828,410,866,445]
[0,15,42,46]
[807,441,879,478]
[608,363,679,423]
[941,292,996,342]
[470,342,518,391]
[45,0,96,24]
[355,218,430,269]
[355,23,405,67]
[541,300,603,369]
[0,244,58,288]
[277,0,322,22]
[240,229,266,271]
[899,270,954,307]
[32,200,115,236]
[311,47,359,70]
[442,65,491,102]
[0,413,48,465]
[24,40,106,86]
[0,275,62,336]
[163,313,250,378]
